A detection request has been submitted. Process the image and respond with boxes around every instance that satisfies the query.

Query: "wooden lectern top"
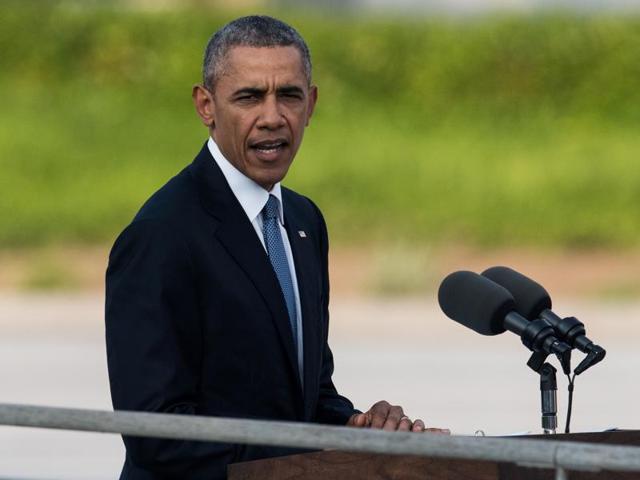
[228,430,640,480]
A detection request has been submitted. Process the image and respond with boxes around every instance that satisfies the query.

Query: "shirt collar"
[207,137,284,225]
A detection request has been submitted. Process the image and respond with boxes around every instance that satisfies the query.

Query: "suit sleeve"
[309,203,362,425]
[105,219,236,478]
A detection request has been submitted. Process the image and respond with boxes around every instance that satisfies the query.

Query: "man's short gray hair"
[202,15,312,89]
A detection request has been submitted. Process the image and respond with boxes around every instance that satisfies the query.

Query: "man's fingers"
[397,416,413,432]
[411,419,425,432]
[356,413,370,427]
[382,405,405,431]
[370,412,387,429]
[348,413,369,428]
[362,401,439,434]
[370,400,391,429]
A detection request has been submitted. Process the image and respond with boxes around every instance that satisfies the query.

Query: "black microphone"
[438,271,572,374]
[481,266,606,375]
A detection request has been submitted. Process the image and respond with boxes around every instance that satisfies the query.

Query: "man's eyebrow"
[277,85,304,95]
[232,87,267,97]
[231,85,305,97]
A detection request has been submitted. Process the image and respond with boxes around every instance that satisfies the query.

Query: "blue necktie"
[262,195,298,351]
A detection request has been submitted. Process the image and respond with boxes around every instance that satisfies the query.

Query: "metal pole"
[540,363,558,435]
[1,403,639,473]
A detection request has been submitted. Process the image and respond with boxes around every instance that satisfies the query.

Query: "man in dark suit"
[106,15,434,480]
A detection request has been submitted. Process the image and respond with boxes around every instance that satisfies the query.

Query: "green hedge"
[1,2,639,247]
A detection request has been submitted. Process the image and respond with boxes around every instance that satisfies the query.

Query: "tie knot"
[262,195,280,220]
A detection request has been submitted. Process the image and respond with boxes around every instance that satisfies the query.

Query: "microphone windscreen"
[438,271,515,336]
[481,266,551,319]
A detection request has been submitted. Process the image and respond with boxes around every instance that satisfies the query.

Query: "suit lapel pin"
[298,230,307,238]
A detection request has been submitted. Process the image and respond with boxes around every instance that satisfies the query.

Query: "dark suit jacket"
[105,143,357,479]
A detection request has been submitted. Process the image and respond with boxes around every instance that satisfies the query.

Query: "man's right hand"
[346,400,450,434]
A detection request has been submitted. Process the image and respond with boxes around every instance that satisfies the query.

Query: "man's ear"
[192,84,216,128]
[305,85,318,126]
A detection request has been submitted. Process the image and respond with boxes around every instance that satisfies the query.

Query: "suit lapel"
[283,196,321,419]
[189,145,303,398]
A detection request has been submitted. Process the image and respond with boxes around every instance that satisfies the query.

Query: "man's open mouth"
[250,139,289,155]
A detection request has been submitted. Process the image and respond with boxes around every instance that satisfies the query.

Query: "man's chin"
[251,169,289,191]
[246,162,291,190]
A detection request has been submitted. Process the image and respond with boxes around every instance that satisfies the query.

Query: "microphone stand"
[527,352,558,434]
[539,363,558,434]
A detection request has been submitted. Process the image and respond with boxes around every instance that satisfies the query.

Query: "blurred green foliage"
[1,2,639,248]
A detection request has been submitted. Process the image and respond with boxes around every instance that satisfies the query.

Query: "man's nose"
[257,96,285,130]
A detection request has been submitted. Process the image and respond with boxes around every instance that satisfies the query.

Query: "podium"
[228,431,640,480]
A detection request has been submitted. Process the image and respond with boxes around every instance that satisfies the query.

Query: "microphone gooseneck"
[438,271,572,374]
[482,266,606,375]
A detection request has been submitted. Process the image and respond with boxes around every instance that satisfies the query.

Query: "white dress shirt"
[207,137,304,380]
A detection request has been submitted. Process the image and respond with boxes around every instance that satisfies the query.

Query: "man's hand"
[346,400,449,434]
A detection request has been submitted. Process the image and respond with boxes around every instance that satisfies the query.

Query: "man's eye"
[236,94,259,102]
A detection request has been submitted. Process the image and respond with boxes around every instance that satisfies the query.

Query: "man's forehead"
[219,45,307,84]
